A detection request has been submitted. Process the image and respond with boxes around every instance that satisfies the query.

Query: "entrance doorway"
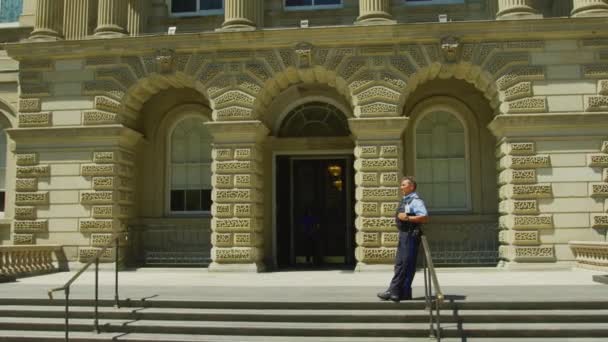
[275,156,355,269]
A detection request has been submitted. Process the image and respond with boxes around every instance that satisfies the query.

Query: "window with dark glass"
[285,0,342,9]
[170,118,212,213]
[171,0,223,15]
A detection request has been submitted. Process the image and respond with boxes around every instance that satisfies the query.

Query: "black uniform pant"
[388,229,421,299]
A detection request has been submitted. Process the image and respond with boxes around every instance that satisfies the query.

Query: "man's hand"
[397,213,408,221]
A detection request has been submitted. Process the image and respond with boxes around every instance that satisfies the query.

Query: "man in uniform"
[377,176,429,302]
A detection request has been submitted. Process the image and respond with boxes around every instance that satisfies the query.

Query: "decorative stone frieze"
[500,155,550,169]
[212,189,259,203]
[499,169,537,184]
[78,247,114,262]
[507,97,547,114]
[499,200,539,215]
[15,192,49,205]
[599,80,608,95]
[18,113,52,127]
[14,207,36,220]
[83,110,120,125]
[212,233,233,247]
[583,64,608,79]
[356,232,381,247]
[13,234,35,245]
[233,233,263,247]
[80,191,115,205]
[79,219,116,233]
[499,230,540,245]
[94,96,122,113]
[356,217,396,232]
[381,232,399,247]
[211,247,262,263]
[356,187,400,202]
[498,142,536,157]
[91,234,114,247]
[499,215,553,229]
[211,218,261,233]
[499,245,555,262]
[81,164,116,177]
[588,154,608,167]
[571,0,608,17]
[503,82,533,101]
[19,99,42,113]
[13,220,48,233]
[355,159,399,172]
[212,161,259,174]
[500,184,553,199]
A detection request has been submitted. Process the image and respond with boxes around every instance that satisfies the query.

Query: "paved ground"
[1,267,606,302]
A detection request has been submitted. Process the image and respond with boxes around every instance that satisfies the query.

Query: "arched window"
[415,110,469,211]
[278,102,350,138]
[169,117,212,213]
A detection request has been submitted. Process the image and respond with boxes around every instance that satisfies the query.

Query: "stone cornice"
[204,120,269,143]
[6,125,144,147]
[488,112,608,137]
[3,17,608,60]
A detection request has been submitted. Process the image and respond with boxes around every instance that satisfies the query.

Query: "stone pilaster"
[127,0,146,36]
[205,121,269,272]
[571,0,608,17]
[220,0,261,31]
[94,0,128,37]
[30,0,64,41]
[348,117,408,271]
[496,0,542,20]
[63,0,96,40]
[355,0,395,25]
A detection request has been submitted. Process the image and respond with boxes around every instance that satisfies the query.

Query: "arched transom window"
[0,128,6,213]
[278,102,350,138]
[170,117,212,213]
[415,111,469,211]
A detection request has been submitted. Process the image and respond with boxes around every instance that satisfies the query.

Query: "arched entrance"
[273,101,356,269]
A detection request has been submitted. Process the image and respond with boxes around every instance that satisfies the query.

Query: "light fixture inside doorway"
[327,164,341,177]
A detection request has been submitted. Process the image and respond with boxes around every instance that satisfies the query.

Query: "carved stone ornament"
[156,48,175,74]
[294,42,313,69]
[440,36,461,63]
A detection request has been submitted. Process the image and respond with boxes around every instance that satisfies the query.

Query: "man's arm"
[397,198,429,223]
[397,212,429,224]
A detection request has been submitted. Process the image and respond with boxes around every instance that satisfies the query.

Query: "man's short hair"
[401,176,417,190]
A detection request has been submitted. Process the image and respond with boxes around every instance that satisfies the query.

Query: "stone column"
[496,0,541,19]
[348,117,408,271]
[94,0,128,37]
[205,121,269,272]
[63,0,96,40]
[355,0,395,25]
[220,0,261,31]
[571,0,608,17]
[127,0,146,36]
[30,0,64,41]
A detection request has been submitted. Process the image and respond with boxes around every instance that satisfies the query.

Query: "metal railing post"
[114,236,120,309]
[94,257,100,333]
[64,286,70,342]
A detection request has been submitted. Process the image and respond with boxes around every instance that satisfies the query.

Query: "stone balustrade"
[0,245,63,278]
[569,241,608,271]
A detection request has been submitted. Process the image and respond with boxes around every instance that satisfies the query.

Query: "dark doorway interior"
[276,156,355,269]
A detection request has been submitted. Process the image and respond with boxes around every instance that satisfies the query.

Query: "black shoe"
[389,293,401,302]
[377,291,391,301]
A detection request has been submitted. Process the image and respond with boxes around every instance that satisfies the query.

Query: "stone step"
[1,306,608,323]
[1,317,608,338]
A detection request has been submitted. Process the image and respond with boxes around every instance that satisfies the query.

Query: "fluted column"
[127,0,146,36]
[63,0,96,40]
[30,0,64,41]
[497,0,542,19]
[220,0,261,31]
[571,0,608,17]
[95,0,127,37]
[355,0,395,25]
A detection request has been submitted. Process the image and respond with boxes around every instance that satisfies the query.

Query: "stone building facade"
[0,0,607,272]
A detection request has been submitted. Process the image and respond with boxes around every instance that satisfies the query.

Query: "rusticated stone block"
[91,234,114,247]
[212,189,260,203]
[513,215,553,229]
[355,247,396,263]
[15,178,38,192]
[588,154,608,167]
[212,218,260,233]
[83,110,119,125]
[234,148,260,161]
[79,219,115,232]
[14,206,36,220]
[15,192,49,205]
[356,173,379,187]
[381,202,399,216]
[212,161,258,174]
[381,232,399,247]
[81,164,116,177]
[499,169,537,184]
[356,232,380,247]
[507,97,547,114]
[234,233,263,247]
[592,214,608,228]
[501,185,552,199]
[13,234,34,245]
[212,175,233,188]
[585,95,608,112]
[355,217,396,232]
[355,202,380,217]
[212,247,262,263]
[354,145,378,158]
[94,96,121,113]
[380,173,399,186]
[499,245,555,262]
[500,200,539,215]
[499,230,540,246]
[501,156,550,169]
[234,174,262,188]
[13,220,48,233]
[356,187,399,201]
[18,112,52,127]
[93,152,118,164]
[212,233,233,247]
[379,145,399,158]
[591,183,608,197]
[92,206,113,219]
[498,142,535,157]
[78,247,114,262]
[355,159,399,172]
[15,153,38,166]
[602,141,608,154]
[92,177,115,190]
[19,98,41,113]
[212,148,233,161]
[17,166,50,178]
[80,191,115,204]
[212,204,233,218]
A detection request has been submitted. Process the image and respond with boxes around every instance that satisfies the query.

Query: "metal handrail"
[47,232,127,342]
[421,235,443,341]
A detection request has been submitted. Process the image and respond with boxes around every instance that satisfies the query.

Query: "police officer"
[377,176,429,302]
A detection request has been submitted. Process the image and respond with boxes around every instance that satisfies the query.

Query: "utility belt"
[397,220,422,234]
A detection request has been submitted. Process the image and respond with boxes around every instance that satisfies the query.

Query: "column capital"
[348,117,408,140]
[204,120,269,143]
